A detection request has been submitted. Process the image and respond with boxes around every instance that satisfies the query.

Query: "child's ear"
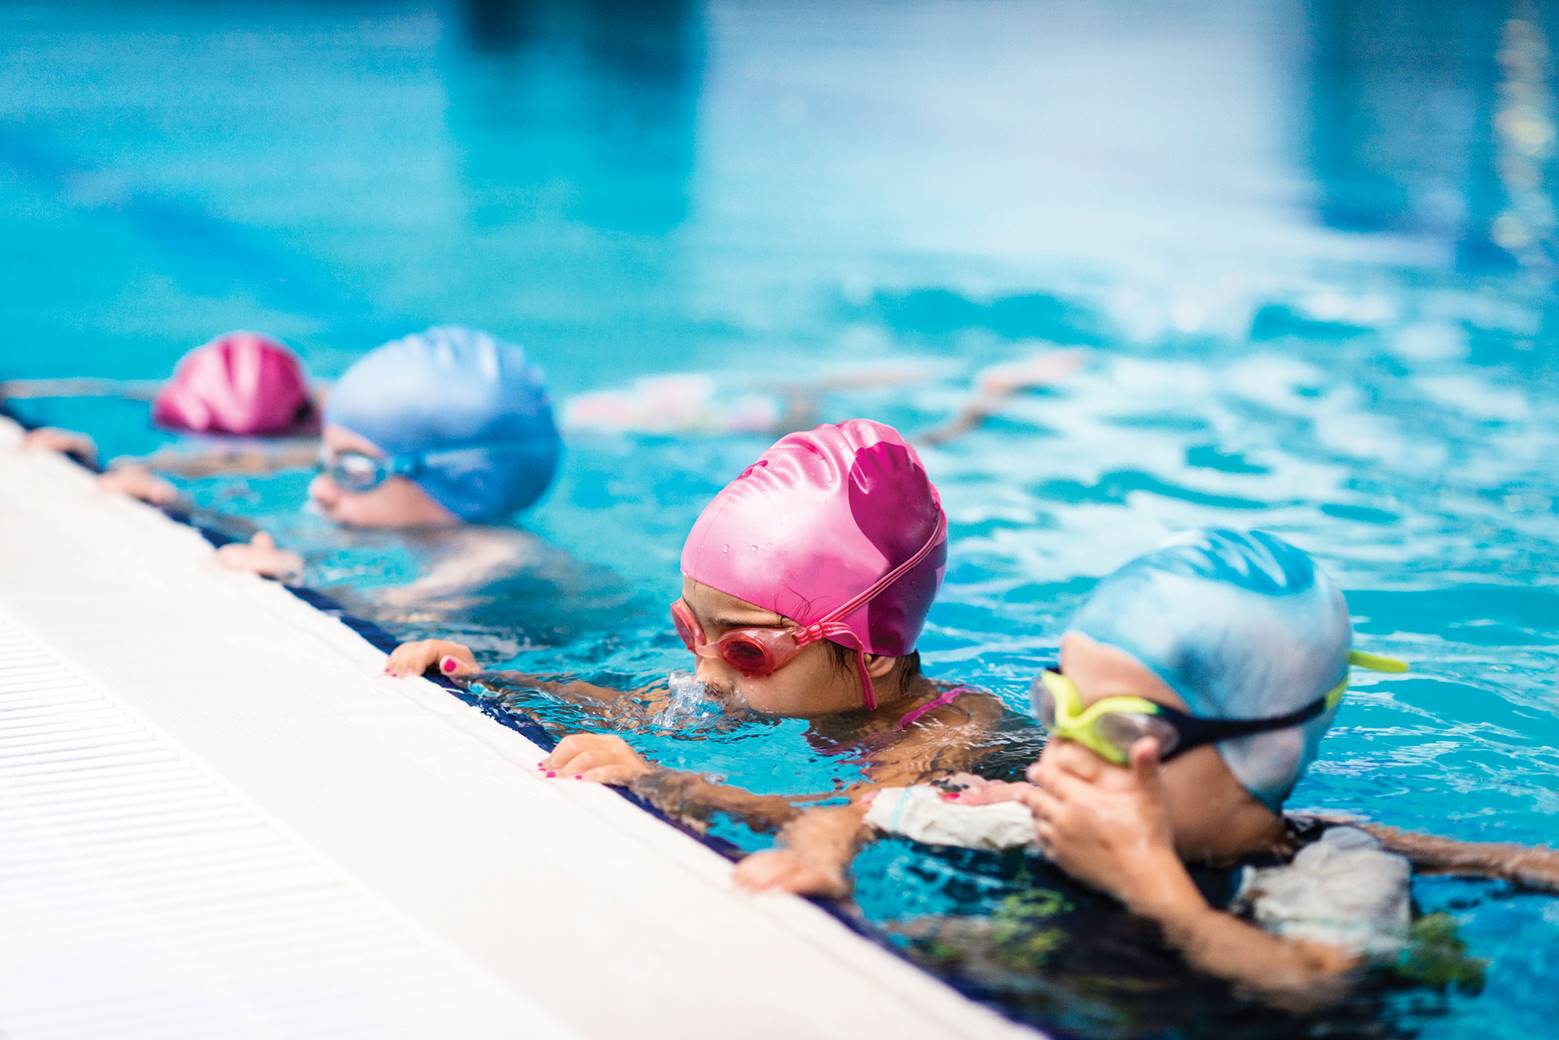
[863,653,898,680]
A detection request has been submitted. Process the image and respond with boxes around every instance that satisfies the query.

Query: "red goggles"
[669,511,947,711]
[670,598,848,676]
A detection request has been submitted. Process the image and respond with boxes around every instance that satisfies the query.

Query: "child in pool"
[916,529,1559,1006]
[24,325,556,540]
[20,334,1083,506]
[21,327,593,638]
[386,419,1039,896]
[14,331,321,496]
[204,326,583,635]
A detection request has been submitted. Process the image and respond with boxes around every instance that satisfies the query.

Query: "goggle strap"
[1348,649,1408,673]
[855,649,877,712]
[686,508,943,714]
[801,510,947,638]
[1169,693,1334,746]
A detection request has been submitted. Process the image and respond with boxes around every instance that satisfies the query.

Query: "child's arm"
[2,377,161,400]
[22,425,316,479]
[21,427,99,466]
[97,464,181,506]
[1024,738,1362,1008]
[915,350,1086,447]
[385,639,665,719]
[541,733,809,833]
[731,803,869,899]
[1319,818,1559,893]
[21,429,263,541]
[134,439,319,478]
[1146,888,1359,1009]
[733,690,1022,898]
[214,531,303,579]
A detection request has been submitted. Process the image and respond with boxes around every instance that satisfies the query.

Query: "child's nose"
[309,473,340,508]
[693,654,730,687]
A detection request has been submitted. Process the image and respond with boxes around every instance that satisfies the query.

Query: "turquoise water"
[4,2,1559,1036]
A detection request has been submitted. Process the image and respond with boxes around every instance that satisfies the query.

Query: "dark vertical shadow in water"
[1302,0,1559,273]
[447,0,703,235]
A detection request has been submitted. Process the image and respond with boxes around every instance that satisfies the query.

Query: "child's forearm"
[1147,885,1357,1009]
[1345,820,1559,892]
[779,803,871,872]
[629,769,805,832]
[136,440,318,478]
[1,377,161,400]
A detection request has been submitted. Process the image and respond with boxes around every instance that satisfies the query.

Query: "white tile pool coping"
[0,417,1039,1040]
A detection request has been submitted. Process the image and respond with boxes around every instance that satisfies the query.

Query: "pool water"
[4,2,1558,1036]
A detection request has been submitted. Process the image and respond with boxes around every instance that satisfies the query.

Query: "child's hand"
[1019,738,1195,919]
[22,427,97,466]
[541,734,654,785]
[732,848,850,899]
[940,772,1036,806]
[98,464,178,506]
[384,639,477,678]
[214,531,303,581]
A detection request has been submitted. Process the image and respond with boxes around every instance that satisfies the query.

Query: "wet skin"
[1032,631,1285,864]
[677,577,904,717]
[309,424,458,529]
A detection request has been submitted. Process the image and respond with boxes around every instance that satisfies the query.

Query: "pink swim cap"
[151,332,313,436]
[681,419,947,709]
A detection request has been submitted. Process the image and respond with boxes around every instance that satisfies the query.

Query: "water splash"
[651,670,722,728]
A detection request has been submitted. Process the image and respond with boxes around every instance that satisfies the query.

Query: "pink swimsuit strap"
[896,684,971,730]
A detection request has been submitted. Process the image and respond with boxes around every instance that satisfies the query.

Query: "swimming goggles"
[671,512,947,711]
[1029,650,1408,767]
[317,449,418,493]
[317,442,518,494]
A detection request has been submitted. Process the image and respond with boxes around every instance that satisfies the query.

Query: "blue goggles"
[317,441,543,494]
[317,448,420,493]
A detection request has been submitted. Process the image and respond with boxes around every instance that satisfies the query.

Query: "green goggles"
[1029,650,1408,767]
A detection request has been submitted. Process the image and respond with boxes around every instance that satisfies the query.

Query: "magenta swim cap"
[681,419,947,709]
[151,332,312,436]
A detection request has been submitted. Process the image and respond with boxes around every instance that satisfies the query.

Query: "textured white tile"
[0,419,1038,1040]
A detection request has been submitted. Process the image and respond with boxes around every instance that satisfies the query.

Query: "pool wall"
[0,414,1037,1039]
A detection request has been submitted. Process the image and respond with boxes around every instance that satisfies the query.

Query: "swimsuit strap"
[896,684,971,730]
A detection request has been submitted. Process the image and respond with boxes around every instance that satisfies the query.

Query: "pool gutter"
[0,415,1039,1040]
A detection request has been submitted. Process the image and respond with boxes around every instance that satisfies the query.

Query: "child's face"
[1031,632,1278,858]
[678,579,868,717]
[309,425,458,529]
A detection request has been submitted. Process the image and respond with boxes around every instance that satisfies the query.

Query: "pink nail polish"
[941,791,960,800]
[440,656,457,674]
[546,771,556,778]
[573,774,583,780]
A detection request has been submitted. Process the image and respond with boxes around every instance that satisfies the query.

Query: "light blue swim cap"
[324,327,561,522]
[1067,529,1352,812]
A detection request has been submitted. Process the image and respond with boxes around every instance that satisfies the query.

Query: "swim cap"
[681,419,947,709]
[151,332,313,436]
[1067,529,1351,812]
[324,326,560,522]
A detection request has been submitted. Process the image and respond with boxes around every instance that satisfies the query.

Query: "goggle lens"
[1094,710,1180,759]
[324,451,388,492]
[718,636,774,676]
[670,600,792,678]
[1032,681,1057,727]
[1030,670,1179,764]
[672,607,698,651]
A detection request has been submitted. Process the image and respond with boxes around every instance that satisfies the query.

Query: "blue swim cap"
[324,327,561,522]
[1067,529,1352,812]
